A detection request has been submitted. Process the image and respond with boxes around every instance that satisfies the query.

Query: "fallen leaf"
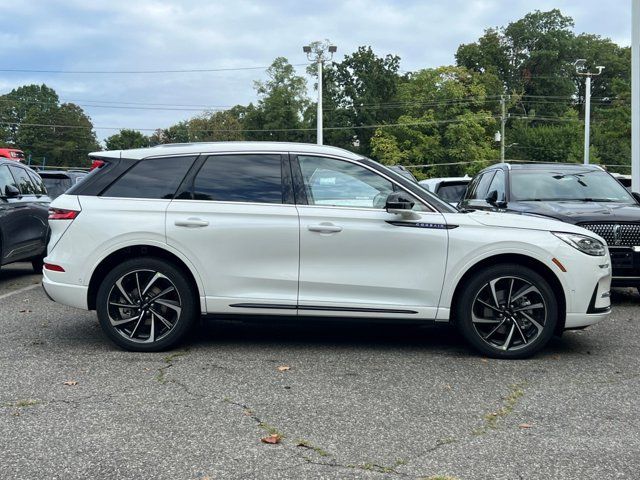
[276,365,290,372]
[480,358,488,363]
[63,380,78,386]
[519,423,533,429]
[261,434,282,444]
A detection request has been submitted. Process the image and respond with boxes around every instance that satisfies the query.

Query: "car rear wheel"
[455,264,558,359]
[96,257,198,352]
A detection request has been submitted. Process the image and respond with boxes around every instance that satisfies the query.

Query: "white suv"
[43,143,611,358]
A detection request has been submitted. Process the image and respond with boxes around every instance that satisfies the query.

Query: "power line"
[0,63,311,74]
[0,116,498,134]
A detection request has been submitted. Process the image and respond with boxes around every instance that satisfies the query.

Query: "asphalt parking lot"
[1,263,639,480]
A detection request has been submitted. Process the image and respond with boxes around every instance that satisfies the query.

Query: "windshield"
[437,183,468,203]
[42,177,72,199]
[510,169,636,204]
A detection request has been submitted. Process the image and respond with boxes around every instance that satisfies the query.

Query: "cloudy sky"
[0,0,632,143]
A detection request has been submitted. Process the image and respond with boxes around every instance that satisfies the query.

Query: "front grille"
[579,223,640,247]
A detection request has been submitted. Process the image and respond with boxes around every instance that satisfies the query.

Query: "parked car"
[610,172,632,190]
[388,165,418,182]
[0,159,50,272]
[43,143,610,358]
[0,148,26,162]
[38,170,88,199]
[419,176,471,206]
[459,162,640,290]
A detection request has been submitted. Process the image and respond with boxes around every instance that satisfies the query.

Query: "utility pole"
[574,59,605,165]
[303,41,337,145]
[632,0,640,191]
[500,95,506,162]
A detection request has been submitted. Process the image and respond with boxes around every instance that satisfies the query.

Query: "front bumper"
[610,247,640,286]
[565,311,610,329]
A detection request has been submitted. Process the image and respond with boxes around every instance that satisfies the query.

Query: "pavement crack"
[473,382,527,435]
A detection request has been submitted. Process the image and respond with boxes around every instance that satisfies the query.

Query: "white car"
[42,143,611,358]
[419,176,471,206]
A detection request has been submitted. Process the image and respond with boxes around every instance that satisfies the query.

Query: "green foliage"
[245,57,309,142]
[370,67,498,177]
[105,129,150,150]
[0,84,99,167]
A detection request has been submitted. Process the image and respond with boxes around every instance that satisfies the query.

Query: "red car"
[0,148,26,162]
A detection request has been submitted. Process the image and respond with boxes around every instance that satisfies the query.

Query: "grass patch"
[295,439,331,457]
[474,383,526,434]
[258,422,284,438]
[3,399,40,408]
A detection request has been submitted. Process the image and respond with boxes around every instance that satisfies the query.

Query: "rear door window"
[102,156,197,199]
[8,165,36,195]
[190,154,284,203]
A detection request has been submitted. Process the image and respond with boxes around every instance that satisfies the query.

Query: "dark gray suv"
[0,159,51,272]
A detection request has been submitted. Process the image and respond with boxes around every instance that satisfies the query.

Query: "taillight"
[90,159,105,171]
[48,208,80,220]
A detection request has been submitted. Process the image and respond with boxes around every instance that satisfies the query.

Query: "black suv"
[0,159,50,272]
[459,163,640,288]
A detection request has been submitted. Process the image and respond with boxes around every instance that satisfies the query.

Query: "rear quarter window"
[102,156,197,199]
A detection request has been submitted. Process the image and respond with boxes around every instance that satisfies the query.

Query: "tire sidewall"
[455,264,558,359]
[96,257,198,352]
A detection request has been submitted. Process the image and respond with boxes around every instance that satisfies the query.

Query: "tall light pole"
[303,42,337,145]
[575,59,605,165]
[632,0,639,192]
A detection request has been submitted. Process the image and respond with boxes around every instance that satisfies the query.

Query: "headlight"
[552,232,606,256]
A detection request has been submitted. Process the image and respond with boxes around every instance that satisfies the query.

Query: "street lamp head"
[596,65,605,75]
[328,45,337,53]
[302,45,311,53]
[574,58,587,72]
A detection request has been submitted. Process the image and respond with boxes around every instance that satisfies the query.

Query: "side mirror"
[386,192,420,219]
[632,192,640,204]
[386,192,415,212]
[485,190,507,209]
[1,184,20,199]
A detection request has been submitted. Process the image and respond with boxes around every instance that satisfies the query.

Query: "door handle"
[308,223,343,233]
[174,217,209,228]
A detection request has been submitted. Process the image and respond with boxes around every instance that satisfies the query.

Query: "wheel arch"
[87,244,203,312]
[449,253,566,335]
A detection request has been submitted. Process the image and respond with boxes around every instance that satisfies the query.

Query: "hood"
[507,200,640,224]
[466,210,586,234]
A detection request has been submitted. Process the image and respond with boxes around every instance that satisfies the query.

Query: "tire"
[96,257,198,352]
[455,263,558,359]
[31,256,44,273]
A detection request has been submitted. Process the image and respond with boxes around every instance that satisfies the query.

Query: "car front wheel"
[96,257,198,352]
[455,264,558,359]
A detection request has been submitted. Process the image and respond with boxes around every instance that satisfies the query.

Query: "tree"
[105,129,150,150]
[244,57,308,142]
[325,46,401,155]
[187,108,245,142]
[0,84,99,167]
[370,66,499,177]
